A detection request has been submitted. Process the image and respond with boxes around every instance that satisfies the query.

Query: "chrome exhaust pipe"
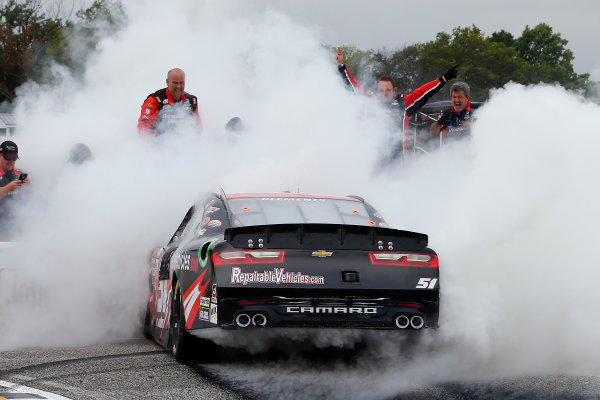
[252,313,267,326]
[395,314,410,329]
[235,313,251,328]
[410,315,424,329]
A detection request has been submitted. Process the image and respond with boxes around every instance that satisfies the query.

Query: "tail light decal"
[369,252,438,268]
[212,250,285,265]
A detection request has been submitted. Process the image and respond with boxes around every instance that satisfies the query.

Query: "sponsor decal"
[379,222,387,227]
[142,115,149,120]
[231,267,325,286]
[156,281,170,329]
[352,209,360,214]
[144,108,151,115]
[199,309,209,321]
[210,303,218,324]
[197,228,207,236]
[190,257,199,271]
[163,99,168,104]
[312,250,332,258]
[368,220,376,226]
[206,206,220,213]
[211,283,217,303]
[202,216,211,226]
[176,253,191,270]
[207,219,222,228]
[286,306,378,314]
[182,270,209,328]
[147,102,153,108]
[200,296,211,308]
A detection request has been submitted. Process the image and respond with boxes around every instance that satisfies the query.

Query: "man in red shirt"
[137,68,202,135]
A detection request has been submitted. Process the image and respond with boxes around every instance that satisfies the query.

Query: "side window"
[168,206,196,245]
[195,197,230,237]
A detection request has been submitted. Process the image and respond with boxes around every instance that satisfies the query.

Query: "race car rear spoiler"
[224,224,428,251]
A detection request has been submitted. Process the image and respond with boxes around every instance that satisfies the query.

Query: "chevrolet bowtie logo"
[312,250,333,257]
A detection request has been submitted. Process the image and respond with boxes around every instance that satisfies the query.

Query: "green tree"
[371,44,425,95]
[419,26,528,100]
[68,0,126,75]
[0,0,66,102]
[331,45,376,88]
[515,23,588,89]
[0,0,125,105]
[489,29,515,48]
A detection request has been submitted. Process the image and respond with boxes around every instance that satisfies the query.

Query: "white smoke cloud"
[1,0,600,398]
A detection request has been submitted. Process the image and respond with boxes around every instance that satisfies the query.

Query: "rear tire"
[170,282,194,362]
[170,281,219,363]
[143,307,153,339]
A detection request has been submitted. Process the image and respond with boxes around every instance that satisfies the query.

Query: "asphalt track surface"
[1,338,600,400]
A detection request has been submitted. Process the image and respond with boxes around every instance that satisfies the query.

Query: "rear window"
[228,196,382,227]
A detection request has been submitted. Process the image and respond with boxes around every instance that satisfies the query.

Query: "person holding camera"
[0,141,30,235]
[430,82,473,142]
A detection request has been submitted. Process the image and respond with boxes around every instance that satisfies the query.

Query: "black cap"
[0,140,18,161]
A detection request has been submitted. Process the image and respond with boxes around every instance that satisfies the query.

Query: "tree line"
[336,23,593,101]
[0,0,124,109]
[0,1,596,108]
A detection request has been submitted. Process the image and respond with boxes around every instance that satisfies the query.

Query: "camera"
[18,173,28,181]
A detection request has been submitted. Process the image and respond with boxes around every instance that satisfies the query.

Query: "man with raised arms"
[336,48,457,159]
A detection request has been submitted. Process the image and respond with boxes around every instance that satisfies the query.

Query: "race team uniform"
[338,64,446,158]
[137,88,201,134]
[439,101,473,142]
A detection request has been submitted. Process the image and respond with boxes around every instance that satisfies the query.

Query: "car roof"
[225,193,362,202]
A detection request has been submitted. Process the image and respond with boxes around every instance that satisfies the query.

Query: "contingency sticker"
[211,283,217,303]
[210,303,218,324]
[207,219,222,228]
[200,296,210,308]
[199,309,209,321]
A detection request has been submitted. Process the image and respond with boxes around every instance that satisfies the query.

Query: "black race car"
[144,192,440,362]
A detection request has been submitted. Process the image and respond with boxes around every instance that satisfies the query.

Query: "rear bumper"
[217,294,439,330]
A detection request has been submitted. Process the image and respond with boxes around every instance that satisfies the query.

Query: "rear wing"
[224,223,428,251]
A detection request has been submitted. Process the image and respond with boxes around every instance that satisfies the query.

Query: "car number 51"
[416,278,438,289]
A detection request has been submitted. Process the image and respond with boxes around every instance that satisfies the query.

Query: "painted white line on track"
[0,379,74,400]
[37,380,116,400]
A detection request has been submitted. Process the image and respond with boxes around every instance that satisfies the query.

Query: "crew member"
[336,48,457,158]
[68,143,92,165]
[430,82,473,142]
[137,68,202,135]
